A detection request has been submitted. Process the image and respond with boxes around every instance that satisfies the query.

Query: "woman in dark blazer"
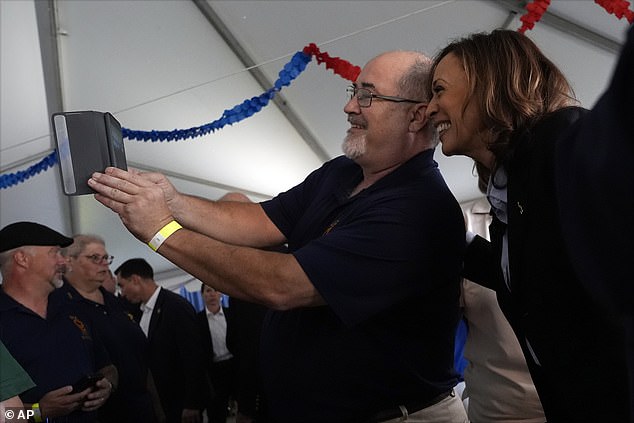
[425,27,633,422]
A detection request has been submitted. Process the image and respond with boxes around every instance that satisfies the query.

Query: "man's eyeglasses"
[83,254,114,265]
[346,86,424,108]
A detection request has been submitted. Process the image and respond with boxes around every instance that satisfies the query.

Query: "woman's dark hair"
[429,29,577,189]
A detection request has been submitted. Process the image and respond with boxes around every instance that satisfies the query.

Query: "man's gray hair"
[398,55,438,146]
[0,250,13,271]
[398,55,433,103]
[0,246,34,275]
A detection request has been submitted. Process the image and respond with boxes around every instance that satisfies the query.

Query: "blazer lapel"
[147,290,164,340]
[506,133,533,301]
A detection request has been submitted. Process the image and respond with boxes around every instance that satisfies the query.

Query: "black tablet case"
[52,111,127,195]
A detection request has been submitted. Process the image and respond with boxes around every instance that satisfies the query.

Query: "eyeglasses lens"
[346,87,371,107]
[86,254,114,264]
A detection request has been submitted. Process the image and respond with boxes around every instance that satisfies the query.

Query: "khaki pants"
[380,390,469,423]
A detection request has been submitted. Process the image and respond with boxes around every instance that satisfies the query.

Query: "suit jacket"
[460,198,544,422]
[196,306,232,370]
[556,24,634,422]
[147,288,210,422]
[463,107,630,421]
[225,298,268,418]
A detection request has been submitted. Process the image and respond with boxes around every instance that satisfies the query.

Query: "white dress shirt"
[205,306,233,362]
[140,286,161,337]
[486,168,541,366]
[487,168,511,291]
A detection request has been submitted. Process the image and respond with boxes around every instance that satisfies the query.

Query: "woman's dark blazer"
[462,24,634,421]
[555,24,634,422]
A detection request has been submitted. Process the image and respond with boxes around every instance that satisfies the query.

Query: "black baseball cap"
[0,221,73,253]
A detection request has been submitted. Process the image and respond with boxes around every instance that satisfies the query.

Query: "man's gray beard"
[342,133,366,160]
[51,265,67,289]
[52,275,64,289]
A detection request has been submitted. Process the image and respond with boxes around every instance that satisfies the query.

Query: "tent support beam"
[128,161,272,201]
[191,0,330,162]
[34,0,75,233]
[493,0,622,54]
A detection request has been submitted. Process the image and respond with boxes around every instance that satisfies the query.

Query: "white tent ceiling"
[1,0,631,279]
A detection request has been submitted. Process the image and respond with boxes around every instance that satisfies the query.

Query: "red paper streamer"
[303,43,362,82]
[518,0,551,33]
[595,0,634,23]
[519,0,633,33]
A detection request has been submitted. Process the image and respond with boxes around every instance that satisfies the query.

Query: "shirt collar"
[367,148,437,192]
[141,286,161,312]
[487,167,508,224]
[0,288,22,312]
[337,148,438,203]
[0,287,52,319]
[206,306,224,317]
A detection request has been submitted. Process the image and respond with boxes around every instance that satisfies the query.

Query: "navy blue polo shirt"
[57,283,155,422]
[259,150,465,422]
[0,287,110,421]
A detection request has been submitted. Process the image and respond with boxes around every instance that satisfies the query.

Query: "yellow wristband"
[148,221,182,251]
[32,402,43,422]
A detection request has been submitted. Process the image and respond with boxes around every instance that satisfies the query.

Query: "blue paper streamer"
[1,51,312,189]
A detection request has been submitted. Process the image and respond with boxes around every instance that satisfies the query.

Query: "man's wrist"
[148,220,182,251]
[31,402,43,422]
[168,193,187,222]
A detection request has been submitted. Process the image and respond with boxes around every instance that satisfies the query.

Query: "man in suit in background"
[197,285,235,423]
[225,296,268,423]
[115,258,210,423]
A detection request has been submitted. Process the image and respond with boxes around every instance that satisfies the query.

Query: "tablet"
[52,111,127,195]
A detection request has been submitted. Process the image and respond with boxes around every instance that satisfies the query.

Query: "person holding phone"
[0,221,117,422]
[90,51,467,423]
[60,234,162,423]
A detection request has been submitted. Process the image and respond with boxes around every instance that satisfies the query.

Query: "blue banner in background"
[178,286,204,312]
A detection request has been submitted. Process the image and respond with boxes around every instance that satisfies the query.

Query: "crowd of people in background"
[0,222,265,423]
[1,23,633,423]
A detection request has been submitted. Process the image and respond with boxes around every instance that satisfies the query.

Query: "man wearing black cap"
[0,221,117,423]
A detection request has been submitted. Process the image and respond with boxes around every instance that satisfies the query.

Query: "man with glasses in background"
[0,222,116,422]
[89,51,467,422]
[60,235,162,422]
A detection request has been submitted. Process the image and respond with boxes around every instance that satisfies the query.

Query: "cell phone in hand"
[71,373,103,393]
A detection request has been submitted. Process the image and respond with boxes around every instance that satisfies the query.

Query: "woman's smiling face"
[426,53,493,166]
